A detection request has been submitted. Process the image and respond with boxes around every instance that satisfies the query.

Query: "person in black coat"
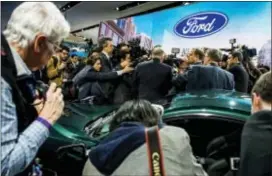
[173,49,235,92]
[227,51,249,93]
[239,72,272,176]
[73,55,133,101]
[133,47,172,103]
[113,50,133,104]
[99,37,114,72]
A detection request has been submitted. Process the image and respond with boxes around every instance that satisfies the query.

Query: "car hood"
[56,103,117,132]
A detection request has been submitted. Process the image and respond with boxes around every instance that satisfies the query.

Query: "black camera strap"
[145,126,166,176]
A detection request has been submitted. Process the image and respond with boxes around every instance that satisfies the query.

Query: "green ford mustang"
[37,90,251,175]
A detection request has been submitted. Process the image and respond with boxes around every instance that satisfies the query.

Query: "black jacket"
[99,52,117,100]
[133,59,172,103]
[239,110,272,176]
[73,65,119,100]
[113,65,133,104]
[173,65,235,92]
[228,63,249,93]
[100,52,113,72]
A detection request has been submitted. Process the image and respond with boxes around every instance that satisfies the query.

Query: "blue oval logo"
[174,12,228,38]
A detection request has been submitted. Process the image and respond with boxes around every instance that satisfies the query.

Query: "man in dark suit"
[187,48,205,66]
[239,71,272,176]
[97,37,116,101]
[227,51,249,93]
[99,37,114,72]
[133,47,172,103]
[173,49,234,91]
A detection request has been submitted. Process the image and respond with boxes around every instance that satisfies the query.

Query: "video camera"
[220,39,257,61]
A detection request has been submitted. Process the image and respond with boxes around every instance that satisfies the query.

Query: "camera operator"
[240,46,262,93]
[227,51,249,93]
[1,2,70,176]
[46,45,70,87]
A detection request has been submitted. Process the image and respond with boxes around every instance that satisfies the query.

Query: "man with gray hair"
[1,2,70,175]
[133,47,172,103]
[173,48,234,91]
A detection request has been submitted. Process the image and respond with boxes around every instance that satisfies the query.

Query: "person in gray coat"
[82,100,207,176]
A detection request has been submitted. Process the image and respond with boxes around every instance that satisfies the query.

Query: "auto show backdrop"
[98,1,271,65]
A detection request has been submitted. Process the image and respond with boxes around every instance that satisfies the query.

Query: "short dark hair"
[252,71,272,103]
[117,42,128,49]
[71,54,77,58]
[109,100,160,132]
[207,49,222,62]
[60,45,70,53]
[98,37,112,49]
[231,51,243,62]
[119,50,130,61]
[193,48,205,61]
[86,55,101,66]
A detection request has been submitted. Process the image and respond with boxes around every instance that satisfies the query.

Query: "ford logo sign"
[174,12,228,38]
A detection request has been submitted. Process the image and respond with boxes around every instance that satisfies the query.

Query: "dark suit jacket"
[133,59,173,103]
[73,65,119,100]
[239,110,272,176]
[173,65,235,92]
[99,52,116,99]
[113,65,133,104]
[228,63,249,93]
[100,52,113,72]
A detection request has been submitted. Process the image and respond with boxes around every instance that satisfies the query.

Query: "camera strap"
[145,126,166,176]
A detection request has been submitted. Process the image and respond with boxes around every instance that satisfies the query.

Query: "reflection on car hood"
[165,89,251,115]
[56,103,117,131]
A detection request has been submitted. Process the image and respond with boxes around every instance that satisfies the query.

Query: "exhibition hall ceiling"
[1,1,175,32]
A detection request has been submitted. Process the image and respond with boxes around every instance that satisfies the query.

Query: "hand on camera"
[38,82,64,125]
[122,65,134,73]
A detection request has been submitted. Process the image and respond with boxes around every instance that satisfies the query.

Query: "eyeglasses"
[46,39,61,54]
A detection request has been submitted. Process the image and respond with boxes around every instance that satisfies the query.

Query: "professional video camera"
[220,39,257,60]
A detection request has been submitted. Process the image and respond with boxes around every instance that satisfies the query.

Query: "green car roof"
[164,89,251,121]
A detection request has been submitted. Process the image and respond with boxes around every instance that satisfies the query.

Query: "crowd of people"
[33,37,270,106]
[1,2,271,176]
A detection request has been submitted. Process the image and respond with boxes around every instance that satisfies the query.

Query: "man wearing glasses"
[46,45,70,87]
[1,2,70,175]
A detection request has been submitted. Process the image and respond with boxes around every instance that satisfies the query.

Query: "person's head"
[119,50,131,68]
[251,71,272,114]
[187,48,204,65]
[99,37,113,55]
[118,42,129,51]
[3,2,70,71]
[204,49,222,65]
[58,45,70,61]
[109,100,160,132]
[179,59,189,74]
[87,55,102,72]
[228,51,243,66]
[70,54,79,63]
[151,47,165,62]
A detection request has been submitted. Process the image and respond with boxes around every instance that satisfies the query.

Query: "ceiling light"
[116,7,119,11]
[184,2,190,5]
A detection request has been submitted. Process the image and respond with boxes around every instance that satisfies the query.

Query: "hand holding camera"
[38,82,64,125]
